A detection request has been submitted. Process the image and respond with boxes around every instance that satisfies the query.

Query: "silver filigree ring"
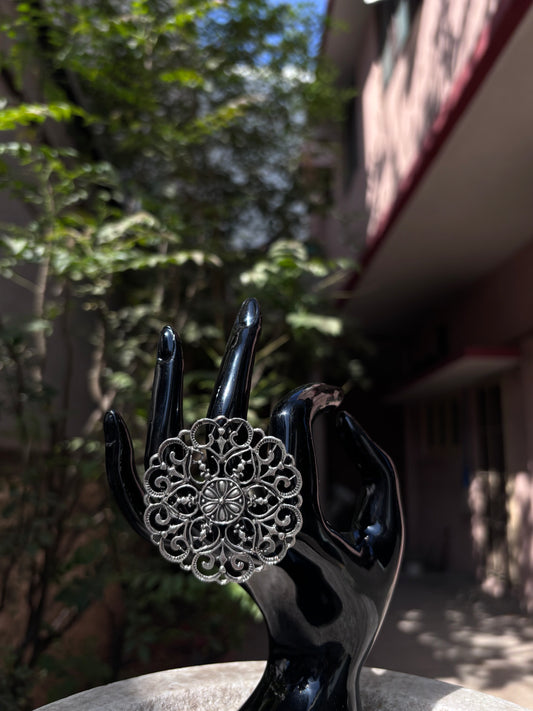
[143,416,303,585]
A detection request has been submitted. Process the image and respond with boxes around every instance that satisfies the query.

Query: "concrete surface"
[35,572,533,711]
[35,661,532,711]
[227,572,533,708]
[367,573,533,708]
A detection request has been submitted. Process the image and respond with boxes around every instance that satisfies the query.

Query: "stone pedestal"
[35,661,532,711]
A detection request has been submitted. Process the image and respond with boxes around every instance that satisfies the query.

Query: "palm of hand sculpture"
[104,298,404,711]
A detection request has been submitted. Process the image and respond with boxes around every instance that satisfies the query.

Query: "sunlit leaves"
[287,310,342,336]
[240,239,331,290]
[158,68,205,86]
[0,102,90,130]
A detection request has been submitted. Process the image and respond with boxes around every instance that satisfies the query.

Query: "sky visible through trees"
[270,0,329,55]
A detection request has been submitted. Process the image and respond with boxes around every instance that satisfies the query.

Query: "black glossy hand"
[103,298,404,711]
[241,389,403,711]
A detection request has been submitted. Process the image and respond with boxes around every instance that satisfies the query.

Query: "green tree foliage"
[0,0,360,706]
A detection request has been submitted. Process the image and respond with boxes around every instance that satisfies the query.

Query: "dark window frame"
[376,0,423,85]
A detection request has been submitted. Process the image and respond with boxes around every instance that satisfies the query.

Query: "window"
[477,385,505,472]
[376,0,423,84]
[422,396,461,452]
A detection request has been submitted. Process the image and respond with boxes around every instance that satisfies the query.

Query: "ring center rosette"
[143,416,303,584]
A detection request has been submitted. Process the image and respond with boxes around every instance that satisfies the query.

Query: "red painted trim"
[342,0,533,298]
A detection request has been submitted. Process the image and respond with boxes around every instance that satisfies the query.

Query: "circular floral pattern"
[143,416,303,584]
[199,478,245,524]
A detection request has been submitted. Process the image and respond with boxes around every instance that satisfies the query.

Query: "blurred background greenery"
[0,0,364,707]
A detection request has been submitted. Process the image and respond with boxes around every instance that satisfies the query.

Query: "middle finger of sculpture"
[104,297,404,711]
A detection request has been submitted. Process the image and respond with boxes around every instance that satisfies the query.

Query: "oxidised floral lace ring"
[143,416,303,585]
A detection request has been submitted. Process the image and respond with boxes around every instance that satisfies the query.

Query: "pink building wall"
[364,0,499,237]
[401,238,533,607]
[323,0,502,254]
[321,0,533,606]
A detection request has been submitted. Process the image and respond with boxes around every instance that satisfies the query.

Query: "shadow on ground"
[228,572,533,708]
[367,573,533,708]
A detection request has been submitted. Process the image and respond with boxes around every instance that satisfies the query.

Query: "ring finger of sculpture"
[200,478,245,524]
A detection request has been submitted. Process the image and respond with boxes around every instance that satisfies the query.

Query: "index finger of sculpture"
[144,325,184,469]
[336,410,404,567]
[104,409,150,541]
[269,384,343,526]
[207,297,262,420]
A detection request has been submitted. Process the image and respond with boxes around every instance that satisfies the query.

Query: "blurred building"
[318,0,533,608]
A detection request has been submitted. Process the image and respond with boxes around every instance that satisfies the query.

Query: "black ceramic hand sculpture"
[104,298,404,711]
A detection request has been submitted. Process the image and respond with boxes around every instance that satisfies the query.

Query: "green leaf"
[1,236,28,255]
[287,311,343,336]
[159,68,205,87]
[0,103,90,131]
